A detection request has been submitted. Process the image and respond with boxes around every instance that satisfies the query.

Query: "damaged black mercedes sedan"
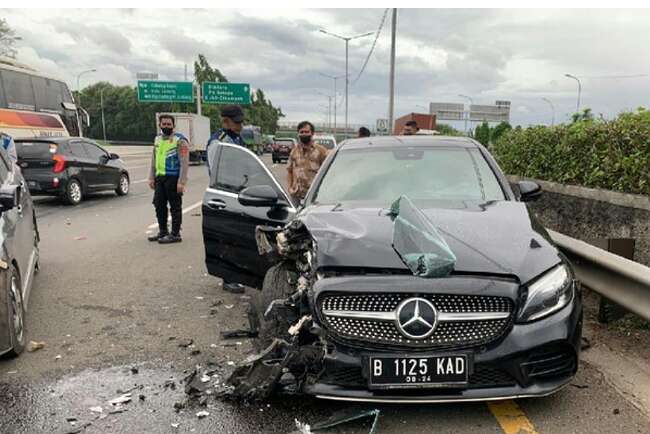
[202,135,582,403]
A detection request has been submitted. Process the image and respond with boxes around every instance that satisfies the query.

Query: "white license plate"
[368,354,468,389]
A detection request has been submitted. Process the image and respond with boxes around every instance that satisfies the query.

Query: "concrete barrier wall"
[508,176,650,267]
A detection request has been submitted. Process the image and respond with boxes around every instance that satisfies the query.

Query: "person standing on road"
[147,114,189,244]
[206,105,245,174]
[357,126,371,138]
[0,131,18,163]
[287,121,328,206]
[401,120,419,135]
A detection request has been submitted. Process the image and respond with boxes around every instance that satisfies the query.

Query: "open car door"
[202,143,296,288]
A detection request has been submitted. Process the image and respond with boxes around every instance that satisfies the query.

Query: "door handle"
[206,199,226,210]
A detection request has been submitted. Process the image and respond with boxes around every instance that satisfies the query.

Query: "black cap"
[220,105,244,122]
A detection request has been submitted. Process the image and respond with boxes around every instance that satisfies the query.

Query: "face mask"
[299,134,312,145]
[161,127,173,136]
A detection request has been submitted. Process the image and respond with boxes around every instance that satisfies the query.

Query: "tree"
[474,121,491,146]
[490,121,512,143]
[571,108,595,123]
[436,123,462,136]
[0,19,20,59]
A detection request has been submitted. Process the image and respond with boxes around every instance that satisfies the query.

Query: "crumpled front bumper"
[301,290,582,403]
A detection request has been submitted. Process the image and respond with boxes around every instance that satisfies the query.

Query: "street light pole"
[316,90,334,133]
[565,73,582,114]
[388,8,397,135]
[76,69,96,137]
[458,94,473,134]
[318,72,344,135]
[542,97,555,126]
[100,87,107,142]
[320,29,373,138]
[76,68,97,107]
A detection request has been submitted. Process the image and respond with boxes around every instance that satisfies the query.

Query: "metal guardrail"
[548,229,650,321]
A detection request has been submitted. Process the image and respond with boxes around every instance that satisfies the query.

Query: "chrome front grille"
[319,293,513,349]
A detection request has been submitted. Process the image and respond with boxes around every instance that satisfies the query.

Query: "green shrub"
[492,109,650,196]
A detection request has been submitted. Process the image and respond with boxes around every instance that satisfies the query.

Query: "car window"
[214,145,280,195]
[1,70,36,110]
[314,147,505,205]
[32,76,65,111]
[15,141,58,159]
[68,141,88,158]
[83,142,107,161]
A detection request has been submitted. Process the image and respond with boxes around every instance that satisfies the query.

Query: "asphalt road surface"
[0,146,648,434]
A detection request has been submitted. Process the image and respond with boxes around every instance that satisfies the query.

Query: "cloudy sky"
[3,8,650,129]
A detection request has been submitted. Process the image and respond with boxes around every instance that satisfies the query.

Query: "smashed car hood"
[299,201,561,283]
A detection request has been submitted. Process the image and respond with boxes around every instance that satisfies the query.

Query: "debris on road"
[196,410,210,419]
[130,367,139,374]
[178,339,194,348]
[27,340,46,352]
[108,393,132,405]
[55,354,62,360]
[311,409,381,434]
[73,236,87,241]
[220,329,258,339]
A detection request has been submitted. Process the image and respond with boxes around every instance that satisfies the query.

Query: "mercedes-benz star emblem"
[395,297,438,339]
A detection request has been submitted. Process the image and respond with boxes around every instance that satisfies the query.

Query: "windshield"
[314,146,505,205]
[15,141,58,159]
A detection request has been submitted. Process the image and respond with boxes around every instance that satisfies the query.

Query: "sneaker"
[148,232,168,242]
[158,234,182,244]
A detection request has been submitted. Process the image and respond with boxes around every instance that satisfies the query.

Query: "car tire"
[115,173,129,196]
[5,264,26,357]
[249,263,294,352]
[64,178,83,205]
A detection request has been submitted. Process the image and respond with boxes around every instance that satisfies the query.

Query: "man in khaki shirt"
[287,121,328,205]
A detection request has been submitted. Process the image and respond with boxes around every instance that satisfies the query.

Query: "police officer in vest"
[206,105,245,174]
[147,114,190,244]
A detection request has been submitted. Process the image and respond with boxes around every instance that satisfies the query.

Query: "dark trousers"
[153,176,182,235]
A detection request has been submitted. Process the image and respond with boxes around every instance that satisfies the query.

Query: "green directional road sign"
[202,82,251,105]
[137,80,194,103]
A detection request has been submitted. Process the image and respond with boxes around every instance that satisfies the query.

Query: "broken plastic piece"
[311,408,381,434]
[27,341,46,352]
[390,195,456,277]
[108,393,132,405]
[196,410,210,419]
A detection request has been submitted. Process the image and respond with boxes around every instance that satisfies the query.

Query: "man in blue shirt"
[206,105,245,174]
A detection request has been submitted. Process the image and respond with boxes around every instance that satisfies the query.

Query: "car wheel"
[64,178,83,205]
[115,173,129,196]
[249,263,294,352]
[6,264,25,357]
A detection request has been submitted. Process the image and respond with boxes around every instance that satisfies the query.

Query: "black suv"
[202,136,582,403]
[15,137,130,205]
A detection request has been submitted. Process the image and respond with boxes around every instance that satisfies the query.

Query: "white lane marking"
[133,178,149,184]
[126,165,149,170]
[147,200,203,229]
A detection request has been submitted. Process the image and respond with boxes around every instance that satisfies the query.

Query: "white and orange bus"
[0,58,86,139]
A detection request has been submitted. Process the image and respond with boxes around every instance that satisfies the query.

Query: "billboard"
[429,102,465,121]
[470,102,510,122]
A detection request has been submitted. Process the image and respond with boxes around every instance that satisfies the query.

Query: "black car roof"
[339,135,478,150]
[14,136,79,144]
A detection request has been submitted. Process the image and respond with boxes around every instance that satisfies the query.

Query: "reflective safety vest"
[154,134,183,177]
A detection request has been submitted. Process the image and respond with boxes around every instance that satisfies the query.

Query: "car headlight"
[518,264,574,322]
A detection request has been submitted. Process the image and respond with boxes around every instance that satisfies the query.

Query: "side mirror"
[518,180,542,202]
[238,185,279,207]
[0,185,19,211]
[109,153,120,160]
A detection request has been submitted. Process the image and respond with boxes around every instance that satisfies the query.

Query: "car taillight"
[52,154,66,173]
